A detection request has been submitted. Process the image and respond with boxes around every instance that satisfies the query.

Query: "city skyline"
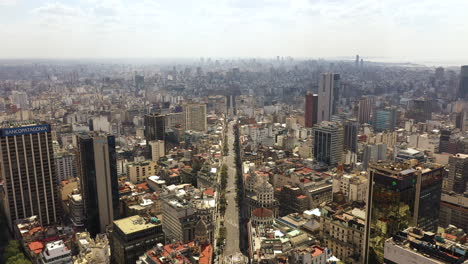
[0,0,467,63]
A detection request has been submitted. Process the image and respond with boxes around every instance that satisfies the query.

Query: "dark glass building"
[343,120,358,153]
[144,114,165,142]
[459,65,468,99]
[364,162,444,263]
[77,133,119,236]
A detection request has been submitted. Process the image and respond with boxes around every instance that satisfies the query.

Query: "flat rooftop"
[114,215,160,235]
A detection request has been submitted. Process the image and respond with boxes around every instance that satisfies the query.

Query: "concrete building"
[74,232,110,264]
[164,112,186,131]
[77,133,119,236]
[110,215,164,264]
[317,73,340,122]
[278,185,309,216]
[0,123,59,229]
[245,171,279,217]
[320,205,365,263]
[384,227,467,264]
[312,121,344,166]
[54,152,77,183]
[445,153,468,194]
[69,193,84,227]
[149,140,165,162]
[10,90,29,109]
[39,240,72,264]
[162,195,198,243]
[357,96,373,124]
[395,148,426,163]
[304,93,318,128]
[289,245,328,264]
[439,192,468,232]
[184,103,207,132]
[362,143,387,170]
[126,161,158,184]
[407,133,440,153]
[90,115,111,133]
[332,172,367,202]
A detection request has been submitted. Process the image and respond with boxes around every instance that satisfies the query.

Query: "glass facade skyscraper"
[364,162,444,263]
[77,133,119,236]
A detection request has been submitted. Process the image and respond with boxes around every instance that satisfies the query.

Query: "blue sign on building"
[0,124,51,137]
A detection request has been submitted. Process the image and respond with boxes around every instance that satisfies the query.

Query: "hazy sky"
[1,0,467,61]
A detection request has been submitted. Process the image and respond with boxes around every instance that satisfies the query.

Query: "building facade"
[144,114,165,142]
[312,121,344,166]
[304,93,318,128]
[55,151,77,183]
[149,140,165,162]
[317,73,340,123]
[0,123,59,229]
[111,215,164,264]
[184,103,207,132]
[363,162,444,263]
[77,133,119,236]
[126,161,158,184]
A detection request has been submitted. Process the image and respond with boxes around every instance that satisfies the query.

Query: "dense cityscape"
[0,57,466,264]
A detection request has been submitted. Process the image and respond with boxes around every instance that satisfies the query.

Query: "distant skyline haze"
[0,0,467,64]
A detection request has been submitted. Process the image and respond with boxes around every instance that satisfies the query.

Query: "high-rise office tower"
[184,103,207,132]
[355,55,360,67]
[357,97,373,124]
[363,162,444,263]
[438,129,452,154]
[445,154,468,194]
[304,93,318,128]
[317,73,340,123]
[312,121,344,166]
[144,114,165,143]
[435,67,445,80]
[343,120,358,153]
[406,99,433,123]
[373,107,397,132]
[77,133,119,236]
[455,111,468,132]
[0,123,59,229]
[459,65,468,99]
[135,74,144,91]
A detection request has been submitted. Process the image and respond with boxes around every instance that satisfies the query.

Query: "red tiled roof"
[200,245,213,264]
[28,241,44,254]
[311,246,324,257]
[137,183,149,190]
[29,226,42,236]
[252,208,273,218]
[204,188,215,196]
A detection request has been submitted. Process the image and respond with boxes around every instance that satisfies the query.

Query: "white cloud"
[0,0,467,60]
[0,0,18,6]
